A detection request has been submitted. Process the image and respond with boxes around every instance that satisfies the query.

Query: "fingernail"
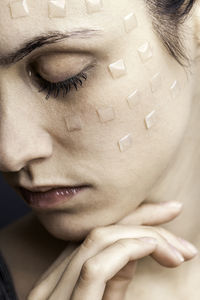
[169,244,184,262]
[178,238,199,255]
[139,237,158,245]
[160,201,183,209]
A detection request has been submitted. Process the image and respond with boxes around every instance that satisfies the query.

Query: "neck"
[148,61,200,247]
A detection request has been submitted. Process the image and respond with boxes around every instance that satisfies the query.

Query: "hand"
[27,201,198,300]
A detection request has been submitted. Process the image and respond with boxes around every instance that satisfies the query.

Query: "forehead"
[0,0,130,56]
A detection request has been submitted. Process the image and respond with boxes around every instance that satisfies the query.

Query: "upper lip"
[17,184,91,193]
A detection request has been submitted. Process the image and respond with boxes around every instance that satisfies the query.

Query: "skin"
[0,0,200,299]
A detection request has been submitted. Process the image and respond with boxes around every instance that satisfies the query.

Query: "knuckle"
[80,259,101,282]
[83,227,106,248]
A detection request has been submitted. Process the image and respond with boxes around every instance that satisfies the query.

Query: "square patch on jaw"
[85,0,103,14]
[127,89,141,109]
[65,115,83,132]
[170,80,180,99]
[48,0,66,18]
[118,133,133,152]
[138,42,153,63]
[145,110,156,129]
[150,72,162,93]
[108,59,127,79]
[9,0,29,18]
[96,106,115,123]
[123,12,138,33]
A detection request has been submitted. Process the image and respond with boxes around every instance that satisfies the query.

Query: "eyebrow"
[0,29,102,67]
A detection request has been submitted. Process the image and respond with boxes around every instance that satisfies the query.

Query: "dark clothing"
[0,250,18,300]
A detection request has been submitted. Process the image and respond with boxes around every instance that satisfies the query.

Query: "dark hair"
[147,0,196,65]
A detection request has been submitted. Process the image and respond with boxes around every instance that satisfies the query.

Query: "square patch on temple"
[170,80,180,99]
[65,115,83,132]
[145,110,156,129]
[108,59,127,79]
[127,89,141,109]
[96,106,115,123]
[138,42,153,63]
[9,0,29,18]
[118,133,133,152]
[85,0,103,14]
[150,72,162,93]
[123,12,138,33]
[48,0,66,18]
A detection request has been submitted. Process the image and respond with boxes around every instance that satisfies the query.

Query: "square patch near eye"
[108,59,127,79]
[65,115,83,132]
[85,0,103,14]
[138,42,153,63]
[150,72,162,93]
[123,12,138,33]
[118,133,133,152]
[145,110,156,129]
[127,89,141,109]
[9,0,29,18]
[96,106,115,123]
[48,0,66,18]
[170,80,180,99]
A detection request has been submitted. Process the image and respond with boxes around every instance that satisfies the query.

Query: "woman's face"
[0,0,195,240]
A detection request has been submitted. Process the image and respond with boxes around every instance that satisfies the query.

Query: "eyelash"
[35,70,88,100]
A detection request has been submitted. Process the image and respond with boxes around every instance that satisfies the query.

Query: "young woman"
[0,0,200,299]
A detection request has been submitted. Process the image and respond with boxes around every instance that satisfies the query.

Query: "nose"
[0,79,53,172]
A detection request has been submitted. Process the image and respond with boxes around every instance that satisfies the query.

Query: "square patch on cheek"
[108,59,127,79]
[150,72,162,93]
[144,110,156,129]
[48,0,66,18]
[85,0,103,14]
[65,115,83,132]
[118,133,133,152]
[123,12,138,33]
[127,89,141,109]
[138,42,153,63]
[96,106,115,123]
[9,0,29,18]
[170,80,180,99]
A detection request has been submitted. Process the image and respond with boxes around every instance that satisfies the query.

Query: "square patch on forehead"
[85,0,103,14]
[96,106,115,123]
[144,110,156,129]
[9,0,29,18]
[108,59,127,79]
[65,115,83,132]
[123,12,138,33]
[48,0,66,18]
[138,42,153,63]
[118,133,133,152]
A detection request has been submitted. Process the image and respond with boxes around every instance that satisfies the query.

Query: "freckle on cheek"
[48,0,66,18]
[9,0,29,18]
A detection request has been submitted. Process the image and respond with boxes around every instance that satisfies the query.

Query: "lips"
[19,185,90,209]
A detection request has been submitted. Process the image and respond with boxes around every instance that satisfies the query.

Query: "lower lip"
[20,186,89,209]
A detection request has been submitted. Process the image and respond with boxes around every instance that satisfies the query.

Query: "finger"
[117,201,183,226]
[102,260,138,300]
[27,242,80,300]
[46,225,188,300]
[70,239,156,300]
